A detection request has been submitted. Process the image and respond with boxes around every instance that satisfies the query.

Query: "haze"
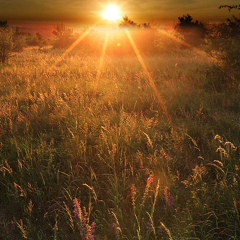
[1,0,240,24]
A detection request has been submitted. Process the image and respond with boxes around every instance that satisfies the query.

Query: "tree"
[0,24,26,64]
[219,4,240,38]
[12,27,26,51]
[119,16,139,28]
[0,28,13,63]
[52,23,75,48]
[219,5,240,11]
[25,32,44,47]
[119,16,151,29]
[204,4,240,85]
[118,16,158,55]
[0,20,8,28]
[175,14,207,46]
[213,5,240,67]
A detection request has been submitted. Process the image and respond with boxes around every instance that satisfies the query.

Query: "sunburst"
[53,6,217,127]
[102,4,122,21]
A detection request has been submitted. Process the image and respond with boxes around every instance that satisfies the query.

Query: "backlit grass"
[0,35,240,239]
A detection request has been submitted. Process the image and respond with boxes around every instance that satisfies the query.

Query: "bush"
[52,23,75,48]
[0,28,13,63]
[25,32,43,47]
[119,16,151,29]
[0,20,8,28]
[203,6,240,89]
[205,16,240,73]
[12,28,26,52]
[175,14,207,46]
[0,26,26,63]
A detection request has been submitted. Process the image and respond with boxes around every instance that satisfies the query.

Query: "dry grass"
[0,32,239,239]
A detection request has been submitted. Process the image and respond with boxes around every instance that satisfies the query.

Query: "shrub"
[0,26,26,63]
[25,32,44,47]
[204,10,240,81]
[0,28,13,63]
[206,23,240,66]
[0,20,8,28]
[12,27,26,52]
[175,14,207,46]
[52,23,75,48]
[119,16,151,29]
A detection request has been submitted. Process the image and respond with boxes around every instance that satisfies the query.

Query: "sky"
[1,0,240,24]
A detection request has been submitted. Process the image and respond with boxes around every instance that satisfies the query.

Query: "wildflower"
[141,174,154,207]
[147,174,154,186]
[73,198,82,220]
[112,211,122,239]
[85,222,96,240]
[131,184,137,210]
[113,223,122,238]
[164,187,174,208]
[73,198,96,240]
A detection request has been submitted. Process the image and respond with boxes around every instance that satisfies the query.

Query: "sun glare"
[103,5,122,21]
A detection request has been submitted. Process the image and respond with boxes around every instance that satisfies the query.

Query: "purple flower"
[73,198,82,220]
[147,175,154,186]
[73,198,96,240]
[113,223,121,237]
[164,187,174,208]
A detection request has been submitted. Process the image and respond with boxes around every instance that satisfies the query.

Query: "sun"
[102,5,122,21]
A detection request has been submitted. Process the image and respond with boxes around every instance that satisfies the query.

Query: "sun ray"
[53,20,102,67]
[53,28,92,67]
[125,30,172,124]
[95,32,109,87]
[158,29,217,63]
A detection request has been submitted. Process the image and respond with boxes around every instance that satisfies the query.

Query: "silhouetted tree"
[118,16,158,55]
[119,16,139,28]
[141,22,151,28]
[0,20,8,28]
[176,14,194,28]
[119,16,151,29]
[175,14,207,46]
[219,4,240,37]
[219,5,240,11]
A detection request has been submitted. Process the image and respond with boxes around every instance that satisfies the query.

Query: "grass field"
[0,29,240,239]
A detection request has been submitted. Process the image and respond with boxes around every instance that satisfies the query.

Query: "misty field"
[0,28,240,240]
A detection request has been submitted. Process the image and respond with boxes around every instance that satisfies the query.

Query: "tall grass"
[0,32,239,239]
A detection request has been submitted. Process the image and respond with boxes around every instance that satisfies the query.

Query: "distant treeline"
[0,5,240,68]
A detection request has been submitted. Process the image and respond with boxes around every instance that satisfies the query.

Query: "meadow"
[0,27,240,239]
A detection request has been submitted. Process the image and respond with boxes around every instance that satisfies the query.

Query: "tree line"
[0,4,239,68]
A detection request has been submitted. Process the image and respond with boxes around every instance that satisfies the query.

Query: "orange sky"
[1,0,240,24]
